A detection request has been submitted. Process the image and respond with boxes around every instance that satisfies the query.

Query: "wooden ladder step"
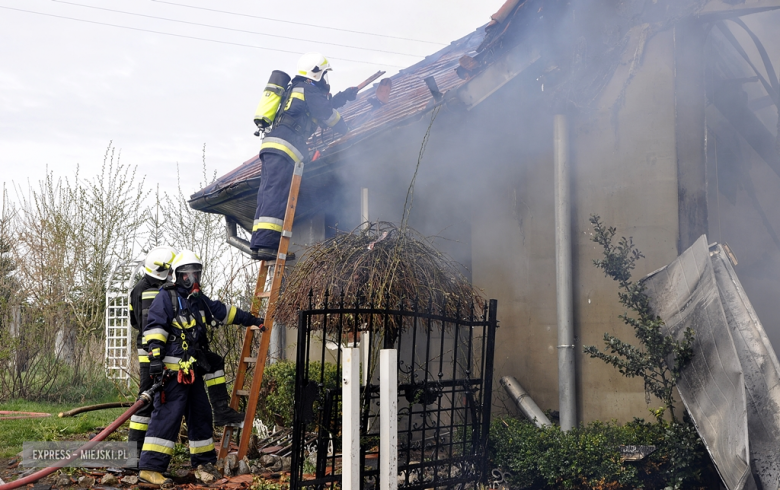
[236,390,250,396]
[243,357,257,364]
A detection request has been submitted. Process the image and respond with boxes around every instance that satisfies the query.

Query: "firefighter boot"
[139,470,172,485]
[208,384,245,427]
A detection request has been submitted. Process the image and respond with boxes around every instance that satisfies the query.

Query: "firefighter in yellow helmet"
[128,245,177,460]
[249,52,357,260]
[138,250,264,484]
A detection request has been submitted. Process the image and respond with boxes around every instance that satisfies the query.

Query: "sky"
[0,0,501,200]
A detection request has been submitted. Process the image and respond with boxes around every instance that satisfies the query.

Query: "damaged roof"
[188,0,739,224]
[188,0,537,222]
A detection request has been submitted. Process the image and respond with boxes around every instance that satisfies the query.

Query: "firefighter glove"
[330,87,358,109]
[344,87,358,101]
[149,358,164,376]
[251,316,266,332]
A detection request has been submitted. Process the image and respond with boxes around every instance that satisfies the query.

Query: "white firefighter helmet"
[143,245,178,281]
[171,249,203,290]
[297,52,332,82]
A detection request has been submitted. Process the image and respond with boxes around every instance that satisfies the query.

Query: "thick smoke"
[292,0,780,422]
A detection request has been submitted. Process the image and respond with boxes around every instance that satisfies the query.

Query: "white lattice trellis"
[105,261,142,385]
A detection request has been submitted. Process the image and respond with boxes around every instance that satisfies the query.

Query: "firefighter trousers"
[128,334,152,451]
[139,373,216,472]
[250,152,295,251]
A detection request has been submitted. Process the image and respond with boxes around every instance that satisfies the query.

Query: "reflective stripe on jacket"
[130,275,165,332]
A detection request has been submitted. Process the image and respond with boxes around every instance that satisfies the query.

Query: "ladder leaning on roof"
[217,156,305,461]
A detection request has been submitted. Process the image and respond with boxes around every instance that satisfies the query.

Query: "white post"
[342,348,361,490]
[361,331,370,385]
[361,187,369,230]
[380,349,398,490]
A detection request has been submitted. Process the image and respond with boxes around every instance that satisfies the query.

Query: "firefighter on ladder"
[249,52,357,260]
[138,250,264,485]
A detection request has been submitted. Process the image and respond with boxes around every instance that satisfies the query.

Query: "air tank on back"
[254,70,291,135]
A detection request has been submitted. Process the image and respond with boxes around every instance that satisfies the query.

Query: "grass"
[0,398,132,457]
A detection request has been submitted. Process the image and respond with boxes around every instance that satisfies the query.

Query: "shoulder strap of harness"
[162,282,180,320]
[164,283,211,332]
[271,82,295,131]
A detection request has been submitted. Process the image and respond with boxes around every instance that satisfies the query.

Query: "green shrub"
[489,416,718,490]
[584,215,694,421]
[256,360,339,428]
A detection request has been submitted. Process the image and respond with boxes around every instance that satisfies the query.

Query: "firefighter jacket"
[142,285,259,371]
[260,76,348,164]
[129,275,165,332]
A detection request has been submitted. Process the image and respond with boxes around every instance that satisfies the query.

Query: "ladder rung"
[244,357,257,363]
[236,390,250,396]
[250,325,265,331]
[256,291,271,298]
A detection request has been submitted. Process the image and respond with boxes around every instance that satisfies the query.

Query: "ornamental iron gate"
[291,291,497,490]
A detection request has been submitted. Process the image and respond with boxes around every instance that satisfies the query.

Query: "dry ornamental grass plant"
[274,222,485,331]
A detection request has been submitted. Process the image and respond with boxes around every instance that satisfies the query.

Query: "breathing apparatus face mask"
[316,71,331,93]
[176,264,203,295]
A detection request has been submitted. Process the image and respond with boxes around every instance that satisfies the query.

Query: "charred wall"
[290,2,780,424]
[304,26,680,423]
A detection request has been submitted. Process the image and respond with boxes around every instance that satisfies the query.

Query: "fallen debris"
[76,475,95,488]
[100,472,119,486]
[500,375,552,427]
[194,463,222,484]
[645,237,780,489]
[120,474,138,485]
[619,445,657,462]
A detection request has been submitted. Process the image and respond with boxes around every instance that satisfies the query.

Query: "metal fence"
[290,291,498,490]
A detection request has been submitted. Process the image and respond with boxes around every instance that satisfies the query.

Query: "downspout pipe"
[225,217,253,255]
[554,114,577,431]
[500,376,552,428]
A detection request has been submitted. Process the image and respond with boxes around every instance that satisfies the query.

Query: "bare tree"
[0,142,258,401]
[4,144,147,400]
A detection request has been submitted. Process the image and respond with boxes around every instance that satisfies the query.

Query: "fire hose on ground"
[0,375,167,490]
[0,412,51,421]
[58,401,135,418]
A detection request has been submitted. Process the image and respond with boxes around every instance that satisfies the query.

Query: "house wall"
[309,27,685,424]
[570,27,681,422]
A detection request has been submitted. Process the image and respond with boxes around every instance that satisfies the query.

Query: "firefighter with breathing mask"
[250,52,357,260]
[138,250,264,485]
